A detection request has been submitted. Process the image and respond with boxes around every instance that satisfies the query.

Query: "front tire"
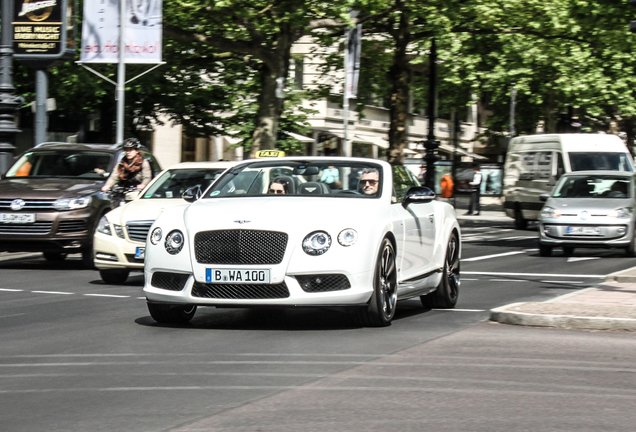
[626,233,636,257]
[360,238,397,327]
[421,231,460,309]
[99,269,130,284]
[539,244,552,257]
[514,206,528,230]
[148,303,197,324]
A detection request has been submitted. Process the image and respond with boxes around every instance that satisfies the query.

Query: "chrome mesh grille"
[57,220,88,233]
[0,222,53,234]
[151,272,190,291]
[194,230,288,264]
[0,199,56,210]
[191,281,290,299]
[295,274,351,292]
[126,220,154,243]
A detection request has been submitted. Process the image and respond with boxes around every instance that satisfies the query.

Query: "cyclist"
[101,138,152,204]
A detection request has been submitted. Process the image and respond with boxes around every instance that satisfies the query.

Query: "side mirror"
[402,186,435,208]
[183,185,202,203]
[124,190,141,202]
[539,193,549,202]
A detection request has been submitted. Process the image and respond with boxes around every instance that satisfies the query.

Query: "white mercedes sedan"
[143,157,461,327]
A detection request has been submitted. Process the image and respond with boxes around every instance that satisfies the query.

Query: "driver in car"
[359,168,380,196]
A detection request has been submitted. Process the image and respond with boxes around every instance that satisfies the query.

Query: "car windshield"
[553,175,633,198]
[569,152,633,172]
[204,160,383,198]
[5,150,113,179]
[142,168,226,199]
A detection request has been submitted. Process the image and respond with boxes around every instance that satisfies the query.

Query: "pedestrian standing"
[465,165,482,215]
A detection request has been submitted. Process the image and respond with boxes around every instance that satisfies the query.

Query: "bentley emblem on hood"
[234,220,251,224]
[10,199,25,211]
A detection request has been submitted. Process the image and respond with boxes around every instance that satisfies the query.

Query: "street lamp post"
[423,38,439,190]
[0,0,22,174]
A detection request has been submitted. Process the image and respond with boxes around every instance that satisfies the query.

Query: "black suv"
[0,142,161,267]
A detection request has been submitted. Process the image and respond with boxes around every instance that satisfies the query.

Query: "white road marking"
[464,271,605,278]
[489,279,529,282]
[432,308,485,312]
[31,291,74,295]
[461,278,478,281]
[84,294,131,298]
[0,313,25,319]
[0,288,23,292]
[567,257,600,262]
[463,250,530,262]
[541,280,585,284]
[500,236,536,241]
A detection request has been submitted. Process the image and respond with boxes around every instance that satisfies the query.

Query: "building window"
[293,57,304,89]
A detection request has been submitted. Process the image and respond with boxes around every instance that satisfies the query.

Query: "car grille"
[151,272,190,291]
[57,220,88,233]
[0,222,53,234]
[194,230,288,264]
[295,274,351,292]
[191,281,290,299]
[0,199,56,210]
[126,220,154,243]
[125,254,144,263]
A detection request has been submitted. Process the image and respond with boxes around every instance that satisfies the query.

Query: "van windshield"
[569,152,633,172]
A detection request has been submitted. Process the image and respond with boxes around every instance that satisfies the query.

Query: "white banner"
[344,23,361,99]
[80,0,162,64]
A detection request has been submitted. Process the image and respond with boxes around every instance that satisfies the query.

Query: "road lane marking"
[489,279,529,282]
[462,250,532,262]
[31,291,74,295]
[0,288,23,292]
[432,308,485,312]
[0,313,25,319]
[84,294,131,298]
[464,271,605,278]
[541,280,585,284]
[567,257,600,262]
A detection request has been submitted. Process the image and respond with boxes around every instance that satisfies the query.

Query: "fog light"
[95,252,118,261]
[618,227,626,235]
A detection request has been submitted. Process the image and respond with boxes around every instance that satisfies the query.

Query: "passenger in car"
[359,168,380,196]
[268,177,291,194]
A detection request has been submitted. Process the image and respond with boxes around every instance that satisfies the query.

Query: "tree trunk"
[544,89,558,133]
[387,7,411,166]
[249,31,292,158]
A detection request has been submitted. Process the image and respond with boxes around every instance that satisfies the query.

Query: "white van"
[503,134,634,229]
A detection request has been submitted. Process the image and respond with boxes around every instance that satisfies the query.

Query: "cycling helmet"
[122,138,141,149]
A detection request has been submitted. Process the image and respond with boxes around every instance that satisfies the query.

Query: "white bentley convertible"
[143,157,461,327]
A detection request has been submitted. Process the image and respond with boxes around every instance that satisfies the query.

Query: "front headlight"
[338,228,358,247]
[54,195,92,211]
[609,207,633,219]
[165,230,184,255]
[96,216,111,236]
[540,206,560,219]
[150,227,162,245]
[302,231,331,256]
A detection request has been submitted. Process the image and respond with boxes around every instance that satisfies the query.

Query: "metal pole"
[34,69,48,145]
[424,38,439,190]
[0,0,21,174]
[452,110,460,207]
[343,27,350,157]
[510,82,516,139]
[116,0,127,144]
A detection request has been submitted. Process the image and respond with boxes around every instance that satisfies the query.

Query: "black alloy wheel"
[360,238,398,327]
[421,231,460,309]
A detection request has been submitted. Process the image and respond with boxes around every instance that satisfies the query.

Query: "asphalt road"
[1,220,635,432]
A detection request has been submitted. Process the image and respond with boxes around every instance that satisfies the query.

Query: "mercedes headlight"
[540,206,560,219]
[609,207,633,219]
[302,231,331,256]
[338,228,358,247]
[96,216,111,236]
[54,195,92,211]
[150,227,162,245]
[165,230,184,255]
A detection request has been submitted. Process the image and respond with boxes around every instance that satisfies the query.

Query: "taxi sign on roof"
[255,150,285,158]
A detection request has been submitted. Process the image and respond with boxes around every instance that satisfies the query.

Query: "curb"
[490,302,636,332]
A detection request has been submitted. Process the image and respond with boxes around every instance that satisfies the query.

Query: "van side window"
[537,152,552,179]
[520,152,537,180]
[556,153,564,180]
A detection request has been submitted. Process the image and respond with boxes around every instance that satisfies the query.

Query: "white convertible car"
[143,157,461,327]
[94,161,237,284]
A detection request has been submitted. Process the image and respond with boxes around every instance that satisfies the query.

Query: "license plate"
[566,226,601,235]
[135,247,145,259]
[0,213,35,223]
[206,268,270,284]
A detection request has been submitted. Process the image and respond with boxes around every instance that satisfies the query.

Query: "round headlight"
[165,230,184,255]
[338,228,358,247]
[150,227,162,245]
[302,231,332,256]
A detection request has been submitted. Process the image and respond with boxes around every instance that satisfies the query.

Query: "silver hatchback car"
[538,171,636,257]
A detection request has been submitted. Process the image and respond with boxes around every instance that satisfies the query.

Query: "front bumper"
[94,231,145,270]
[539,221,633,248]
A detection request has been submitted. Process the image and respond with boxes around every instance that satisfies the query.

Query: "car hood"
[107,198,188,224]
[0,177,103,199]
[183,197,379,233]
[546,197,633,214]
